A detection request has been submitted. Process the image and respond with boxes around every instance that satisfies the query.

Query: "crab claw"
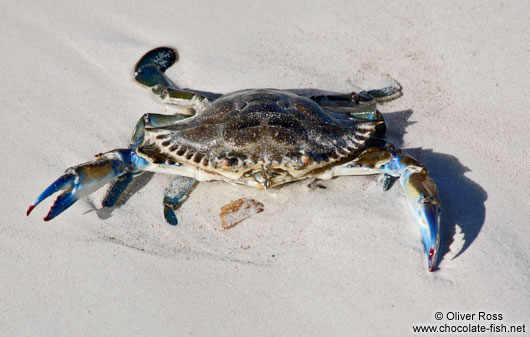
[335,148,442,271]
[27,149,147,221]
[27,172,77,221]
[402,171,441,271]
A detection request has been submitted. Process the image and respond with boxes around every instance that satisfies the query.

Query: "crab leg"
[101,172,134,208]
[130,112,191,147]
[134,47,179,88]
[163,176,197,226]
[101,112,190,208]
[310,83,402,116]
[134,47,215,114]
[103,111,200,210]
[326,147,441,271]
[27,149,149,221]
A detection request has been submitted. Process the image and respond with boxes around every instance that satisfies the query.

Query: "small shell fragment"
[219,198,264,229]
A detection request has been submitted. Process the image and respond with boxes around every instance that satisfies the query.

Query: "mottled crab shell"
[139,89,381,188]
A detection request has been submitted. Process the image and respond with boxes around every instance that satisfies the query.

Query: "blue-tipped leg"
[102,172,134,208]
[134,47,178,88]
[162,176,197,226]
[133,47,214,115]
[135,47,178,74]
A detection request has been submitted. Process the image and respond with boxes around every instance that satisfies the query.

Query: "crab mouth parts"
[240,167,293,189]
[235,157,345,189]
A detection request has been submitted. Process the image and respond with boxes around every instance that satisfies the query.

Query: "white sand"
[2,0,529,335]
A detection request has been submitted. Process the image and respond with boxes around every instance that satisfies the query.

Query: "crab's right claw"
[27,172,78,221]
[27,149,146,221]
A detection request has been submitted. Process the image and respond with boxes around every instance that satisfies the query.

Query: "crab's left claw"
[402,171,441,271]
[332,148,441,271]
[27,149,148,221]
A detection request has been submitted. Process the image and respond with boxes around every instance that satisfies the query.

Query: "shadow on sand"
[89,172,155,220]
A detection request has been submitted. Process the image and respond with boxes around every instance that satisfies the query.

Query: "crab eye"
[351,92,360,104]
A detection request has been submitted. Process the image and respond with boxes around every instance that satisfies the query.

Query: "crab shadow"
[383,109,487,267]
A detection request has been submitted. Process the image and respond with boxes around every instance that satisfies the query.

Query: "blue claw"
[402,171,441,271]
[42,180,79,221]
[417,202,441,271]
[27,173,77,221]
[27,149,148,221]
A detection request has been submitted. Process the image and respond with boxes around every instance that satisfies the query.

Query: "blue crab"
[27,47,441,271]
